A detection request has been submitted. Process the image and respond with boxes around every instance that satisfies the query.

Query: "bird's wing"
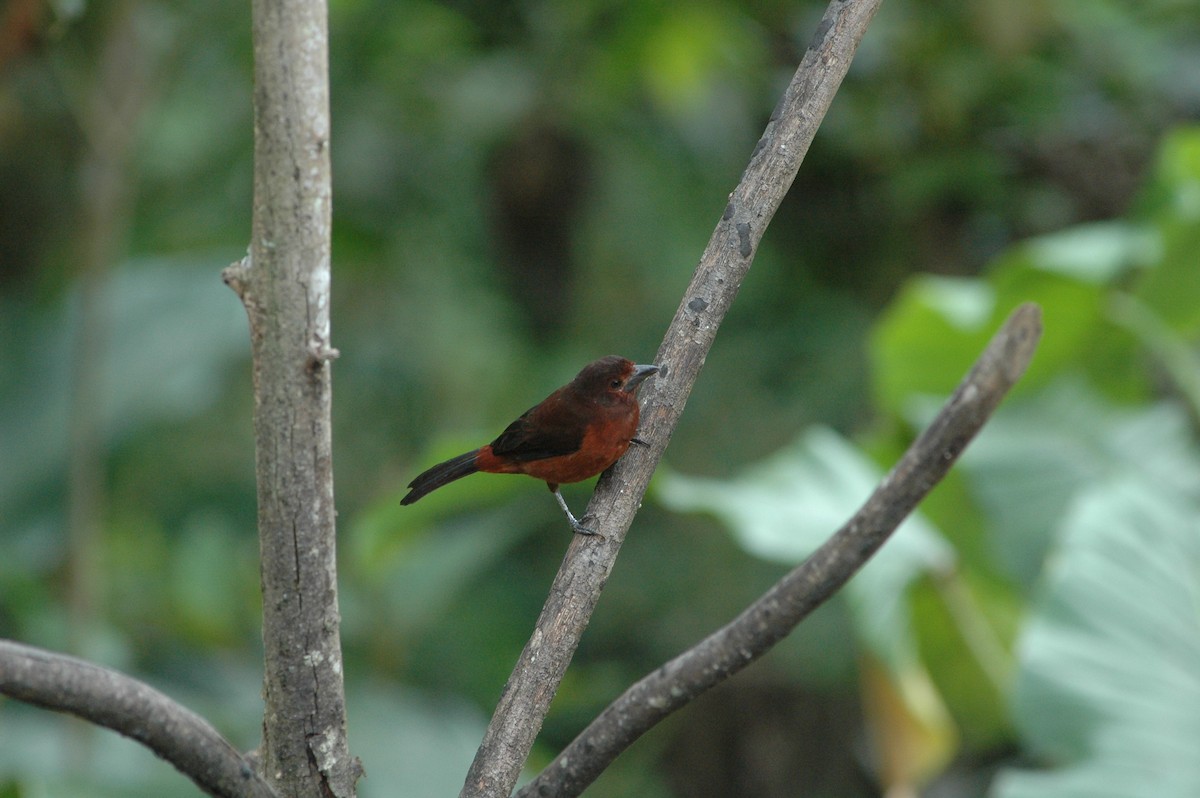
[489,400,588,462]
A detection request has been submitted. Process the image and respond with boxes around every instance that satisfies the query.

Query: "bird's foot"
[553,488,602,537]
[569,513,601,537]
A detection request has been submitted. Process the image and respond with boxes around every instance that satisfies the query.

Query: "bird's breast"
[517,403,639,485]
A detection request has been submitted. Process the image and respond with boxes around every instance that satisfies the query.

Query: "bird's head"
[572,356,659,402]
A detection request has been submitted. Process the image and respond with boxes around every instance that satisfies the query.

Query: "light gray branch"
[0,639,275,798]
[5,5,357,798]
[224,1,359,795]
[520,303,1043,797]
[459,1,887,796]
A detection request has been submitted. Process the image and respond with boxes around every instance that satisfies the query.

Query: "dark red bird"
[401,356,659,534]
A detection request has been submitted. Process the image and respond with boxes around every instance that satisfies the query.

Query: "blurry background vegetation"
[2,0,1199,796]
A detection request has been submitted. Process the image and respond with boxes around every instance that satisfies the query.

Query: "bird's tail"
[400,450,480,505]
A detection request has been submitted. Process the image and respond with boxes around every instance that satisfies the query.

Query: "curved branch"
[0,639,276,798]
[459,0,886,796]
[521,302,1043,798]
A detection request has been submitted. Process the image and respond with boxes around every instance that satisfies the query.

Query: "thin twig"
[0,639,276,798]
[459,0,886,795]
[520,302,1043,798]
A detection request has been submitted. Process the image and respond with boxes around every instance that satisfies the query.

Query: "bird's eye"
[610,379,621,389]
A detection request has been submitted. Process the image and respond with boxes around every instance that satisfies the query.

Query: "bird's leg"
[552,486,598,536]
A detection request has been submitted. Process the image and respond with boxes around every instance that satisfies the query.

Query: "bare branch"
[233,0,360,795]
[460,0,886,795]
[520,302,1043,797]
[0,639,276,798]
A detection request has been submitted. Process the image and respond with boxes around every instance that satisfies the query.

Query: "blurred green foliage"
[665,127,1200,795]
[1,0,1199,796]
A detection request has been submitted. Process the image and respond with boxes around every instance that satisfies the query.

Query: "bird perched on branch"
[401,356,659,534]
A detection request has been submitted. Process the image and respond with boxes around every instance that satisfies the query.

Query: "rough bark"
[0,640,276,798]
[0,3,358,797]
[460,0,886,795]
[222,0,360,795]
[520,303,1043,797]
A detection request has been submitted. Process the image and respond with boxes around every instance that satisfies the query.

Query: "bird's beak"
[625,364,660,392]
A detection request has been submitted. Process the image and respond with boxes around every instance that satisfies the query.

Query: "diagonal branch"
[459,0,886,796]
[0,639,276,798]
[520,302,1043,797]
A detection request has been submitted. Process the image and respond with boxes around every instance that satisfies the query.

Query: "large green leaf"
[658,426,960,784]
[870,220,1156,418]
[657,425,954,676]
[951,381,1200,585]
[991,476,1200,798]
[869,274,1000,416]
[1131,126,1200,334]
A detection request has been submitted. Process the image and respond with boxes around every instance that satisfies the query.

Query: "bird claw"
[553,488,603,537]
[571,514,602,537]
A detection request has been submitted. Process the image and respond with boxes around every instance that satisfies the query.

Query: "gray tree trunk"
[224,0,360,795]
